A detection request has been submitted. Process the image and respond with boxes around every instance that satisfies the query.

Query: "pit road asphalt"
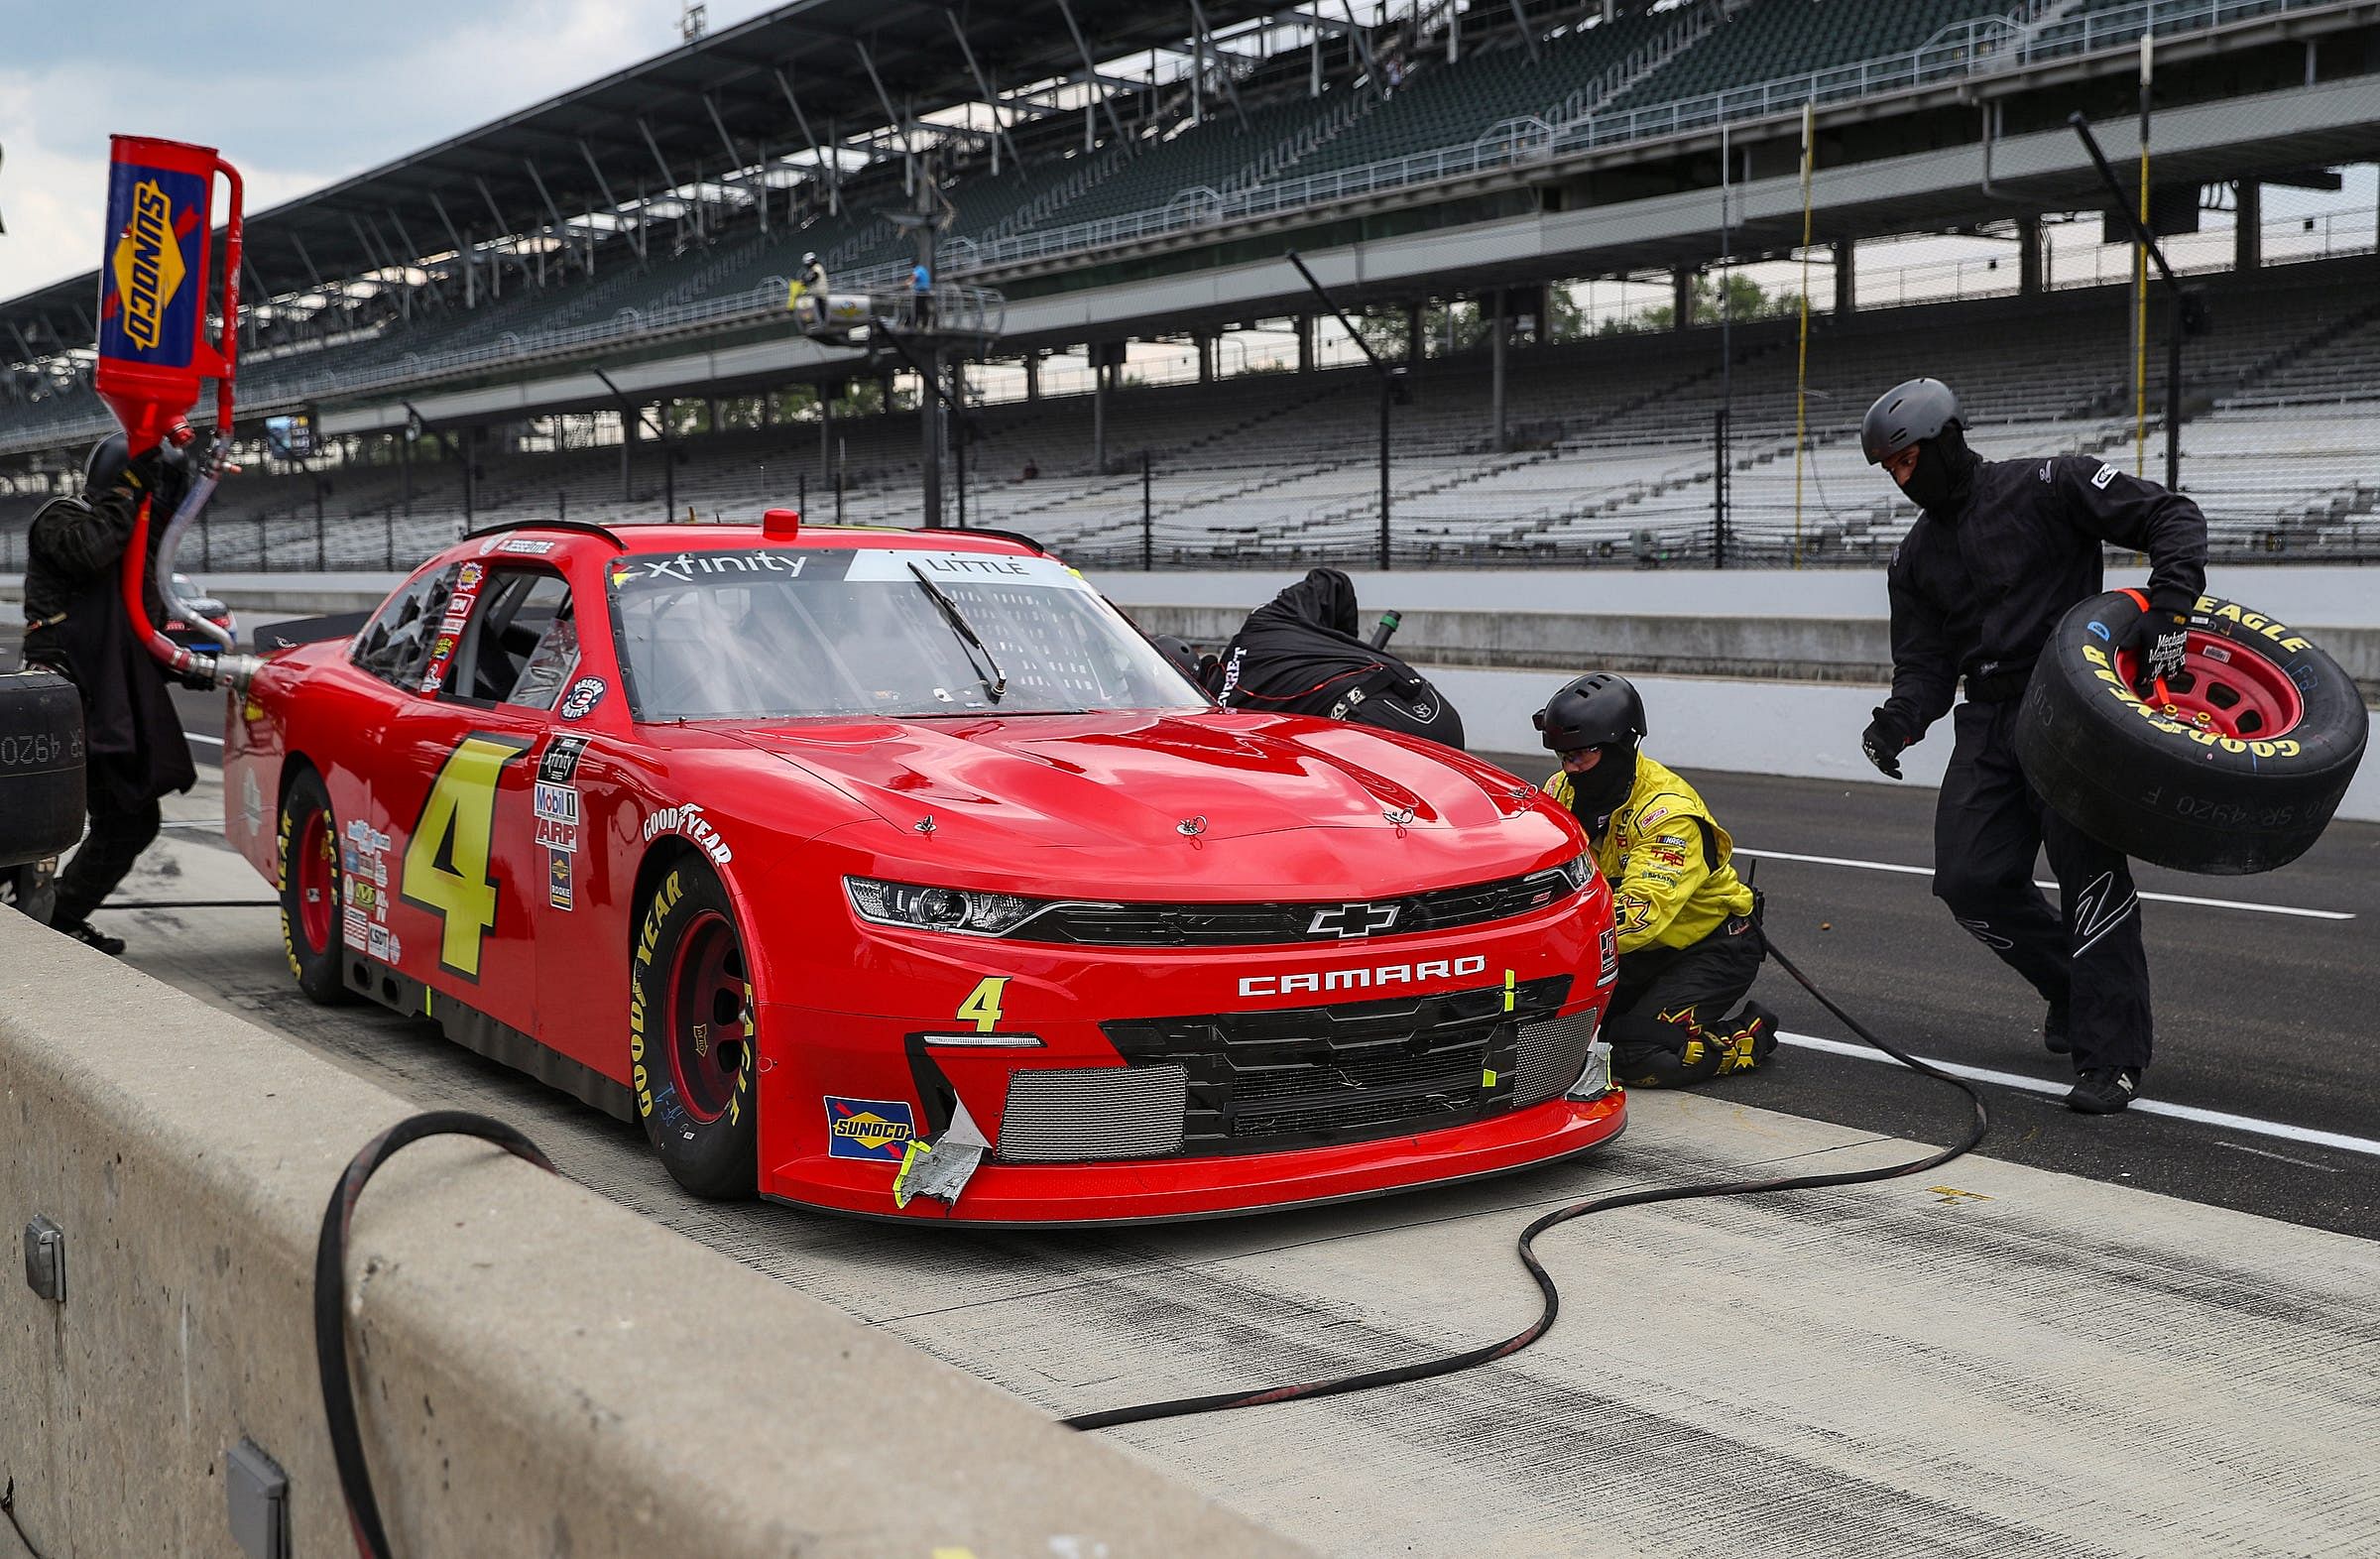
[143,678,2380,1239]
[50,695,2380,1558]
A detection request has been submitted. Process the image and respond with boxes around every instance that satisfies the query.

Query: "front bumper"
[749,898,1620,1223]
[762,1089,1626,1225]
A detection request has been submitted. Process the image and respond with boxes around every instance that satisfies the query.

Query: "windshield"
[607,545,1209,720]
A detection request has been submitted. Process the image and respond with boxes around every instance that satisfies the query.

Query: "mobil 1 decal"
[536,732,588,911]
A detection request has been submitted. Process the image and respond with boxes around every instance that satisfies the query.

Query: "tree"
[1604,272,1803,333]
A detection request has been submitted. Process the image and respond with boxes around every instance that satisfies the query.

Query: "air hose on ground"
[315,1112,557,1559]
[308,944,1979,1549]
[1061,932,1988,1431]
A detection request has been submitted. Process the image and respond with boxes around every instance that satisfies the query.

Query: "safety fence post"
[798,471,807,518]
[1142,449,1153,570]
[384,512,395,569]
[1712,407,1730,569]
[259,517,269,571]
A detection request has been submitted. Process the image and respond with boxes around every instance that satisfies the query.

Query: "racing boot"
[1608,1010,1723,1089]
[2043,997,2073,1056]
[1711,1002,1780,1076]
[2066,1067,2141,1115]
[54,919,126,957]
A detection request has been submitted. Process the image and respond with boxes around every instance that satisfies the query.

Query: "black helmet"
[83,431,130,494]
[84,430,187,508]
[1860,378,1962,465]
[1534,671,1645,755]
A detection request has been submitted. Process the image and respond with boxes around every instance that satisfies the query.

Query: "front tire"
[278,768,350,1005]
[630,863,758,1199]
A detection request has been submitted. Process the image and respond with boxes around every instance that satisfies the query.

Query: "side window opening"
[445,569,574,708]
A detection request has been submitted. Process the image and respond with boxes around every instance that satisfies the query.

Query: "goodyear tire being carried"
[2017,590,2368,875]
[630,862,758,1198]
[279,767,351,1004]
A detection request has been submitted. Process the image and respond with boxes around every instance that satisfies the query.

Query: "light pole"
[1286,251,1407,571]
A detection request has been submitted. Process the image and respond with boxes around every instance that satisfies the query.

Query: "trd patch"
[825,1096,916,1161]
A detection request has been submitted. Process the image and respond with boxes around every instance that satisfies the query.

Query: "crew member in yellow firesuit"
[1535,671,1778,1087]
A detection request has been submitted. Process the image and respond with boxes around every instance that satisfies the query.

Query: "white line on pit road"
[183,731,224,747]
[1777,1029,2380,1159]
[1735,847,2352,921]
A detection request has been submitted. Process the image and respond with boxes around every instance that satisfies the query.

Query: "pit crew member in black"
[1536,672,1777,1088]
[18,434,202,955]
[1858,378,2207,1116]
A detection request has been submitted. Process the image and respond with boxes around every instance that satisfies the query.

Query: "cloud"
[0,0,784,300]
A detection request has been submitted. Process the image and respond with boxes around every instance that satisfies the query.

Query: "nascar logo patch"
[825,1096,916,1161]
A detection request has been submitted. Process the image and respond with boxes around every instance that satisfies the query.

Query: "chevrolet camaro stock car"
[223,513,1624,1223]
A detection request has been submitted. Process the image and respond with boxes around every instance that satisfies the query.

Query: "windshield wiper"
[907,562,1007,703]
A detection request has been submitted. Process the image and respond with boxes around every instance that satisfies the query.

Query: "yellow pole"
[2134,33,2152,477]
[1794,101,1814,568]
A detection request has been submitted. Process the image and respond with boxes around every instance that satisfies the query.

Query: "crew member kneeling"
[1536,672,1776,1088]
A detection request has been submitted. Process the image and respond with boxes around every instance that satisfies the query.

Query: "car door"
[386,560,550,1035]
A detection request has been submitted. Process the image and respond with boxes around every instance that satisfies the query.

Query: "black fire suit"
[20,475,196,930]
[1214,567,1465,748]
[1880,451,2206,1075]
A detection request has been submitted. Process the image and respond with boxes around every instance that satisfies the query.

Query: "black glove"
[2121,591,2193,697]
[1861,709,1913,780]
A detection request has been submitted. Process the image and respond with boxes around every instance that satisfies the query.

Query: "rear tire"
[630,862,758,1199]
[278,768,350,1005]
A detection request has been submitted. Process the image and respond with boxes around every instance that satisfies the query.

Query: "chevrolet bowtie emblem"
[1308,901,1400,938]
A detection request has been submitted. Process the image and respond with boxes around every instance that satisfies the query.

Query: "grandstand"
[6,0,2380,573]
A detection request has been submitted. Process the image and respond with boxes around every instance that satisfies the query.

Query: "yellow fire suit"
[1544,754,1772,1086]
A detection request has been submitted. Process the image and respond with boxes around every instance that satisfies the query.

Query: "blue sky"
[0,0,785,298]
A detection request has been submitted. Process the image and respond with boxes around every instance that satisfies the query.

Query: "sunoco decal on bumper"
[826,1097,917,1161]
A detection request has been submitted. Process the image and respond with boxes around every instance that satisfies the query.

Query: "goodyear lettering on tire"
[629,868,686,1120]
[277,803,300,980]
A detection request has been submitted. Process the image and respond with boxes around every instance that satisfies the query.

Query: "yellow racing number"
[401,734,532,979]
[957,976,1009,1033]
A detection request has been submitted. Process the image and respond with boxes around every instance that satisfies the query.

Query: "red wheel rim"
[2116,629,2305,742]
[664,909,751,1125]
[297,806,336,955]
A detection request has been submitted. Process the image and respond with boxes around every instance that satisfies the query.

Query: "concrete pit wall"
[0,913,1300,1559]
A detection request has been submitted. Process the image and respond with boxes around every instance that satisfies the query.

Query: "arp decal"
[533,780,581,853]
[558,676,606,721]
[825,1096,917,1161]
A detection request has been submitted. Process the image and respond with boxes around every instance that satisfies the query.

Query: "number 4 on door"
[402,734,533,979]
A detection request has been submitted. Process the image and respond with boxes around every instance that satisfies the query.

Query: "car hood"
[724,711,1567,889]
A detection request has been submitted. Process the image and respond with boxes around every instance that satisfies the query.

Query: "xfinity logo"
[1241,954,1487,998]
[1308,901,1399,939]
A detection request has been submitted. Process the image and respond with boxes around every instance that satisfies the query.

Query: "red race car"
[223,515,1623,1223]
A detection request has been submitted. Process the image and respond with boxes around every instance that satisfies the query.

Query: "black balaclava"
[1569,748,1638,831]
[1898,423,1978,516]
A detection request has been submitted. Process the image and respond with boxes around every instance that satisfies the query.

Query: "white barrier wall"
[0,915,1300,1559]
[1430,664,2380,823]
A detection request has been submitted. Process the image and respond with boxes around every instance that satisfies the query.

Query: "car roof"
[454,520,1042,563]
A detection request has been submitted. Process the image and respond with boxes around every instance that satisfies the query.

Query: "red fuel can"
[95,135,243,455]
